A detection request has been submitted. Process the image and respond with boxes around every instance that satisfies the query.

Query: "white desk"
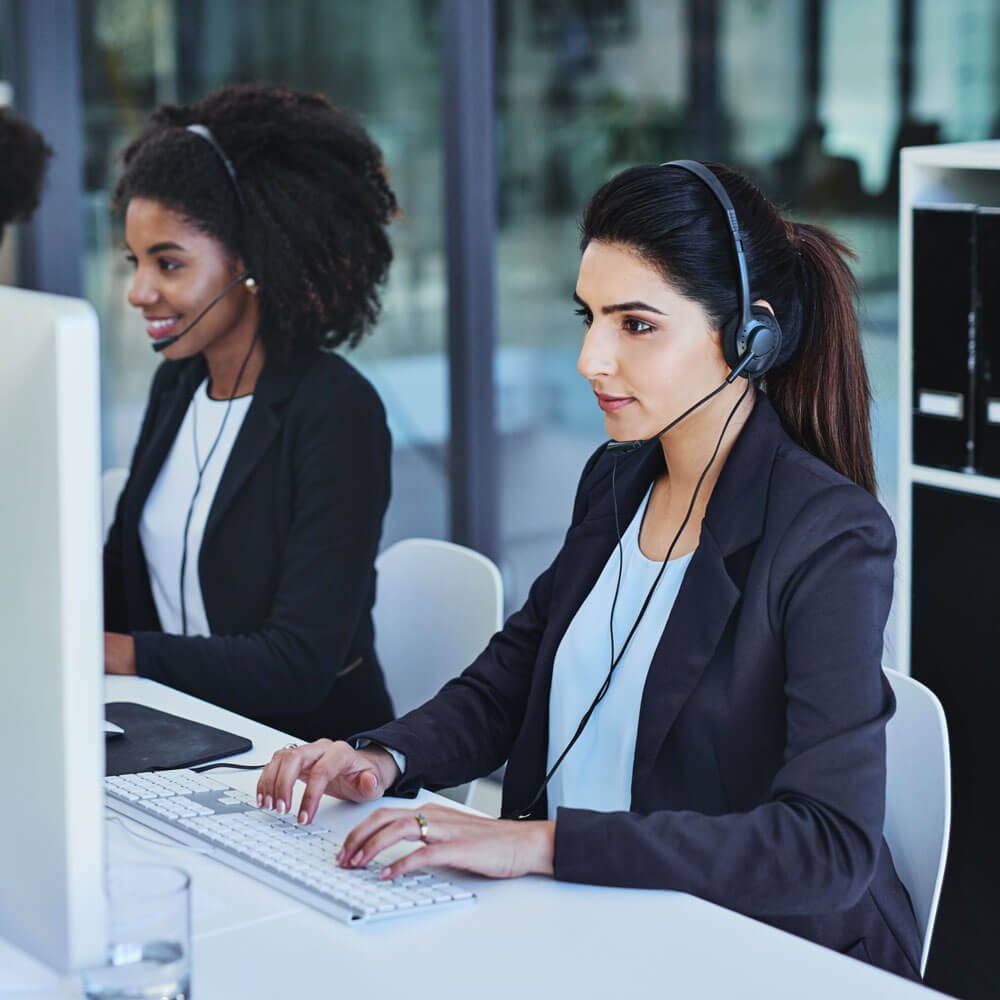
[2,677,952,999]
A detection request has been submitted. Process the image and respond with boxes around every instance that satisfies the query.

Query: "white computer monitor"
[0,286,106,971]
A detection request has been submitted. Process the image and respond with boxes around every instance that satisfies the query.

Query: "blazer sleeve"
[103,363,170,633]
[103,475,129,633]
[553,484,897,918]
[131,378,391,718]
[354,443,611,795]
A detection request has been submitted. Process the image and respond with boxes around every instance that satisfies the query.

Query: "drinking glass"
[82,862,191,1000]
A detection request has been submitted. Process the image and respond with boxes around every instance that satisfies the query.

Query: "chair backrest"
[882,667,951,977]
[373,538,503,718]
[101,467,129,539]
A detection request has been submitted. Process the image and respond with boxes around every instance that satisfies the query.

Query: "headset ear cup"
[741,306,783,378]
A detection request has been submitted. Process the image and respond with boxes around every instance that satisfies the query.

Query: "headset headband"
[187,124,247,214]
[660,159,752,339]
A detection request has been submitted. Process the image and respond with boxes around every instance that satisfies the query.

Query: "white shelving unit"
[895,140,1000,674]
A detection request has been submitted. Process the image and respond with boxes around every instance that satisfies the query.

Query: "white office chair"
[372,538,504,811]
[102,466,130,538]
[882,667,951,977]
[373,537,503,717]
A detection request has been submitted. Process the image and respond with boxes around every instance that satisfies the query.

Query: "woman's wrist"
[528,819,556,876]
[358,745,401,791]
[104,632,137,675]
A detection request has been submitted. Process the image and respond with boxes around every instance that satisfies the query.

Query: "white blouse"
[139,379,252,636]
[546,484,694,818]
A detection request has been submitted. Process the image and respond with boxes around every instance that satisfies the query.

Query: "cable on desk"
[191,761,268,773]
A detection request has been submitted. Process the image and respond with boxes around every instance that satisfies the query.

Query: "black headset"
[505,160,775,820]
[663,159,783,381]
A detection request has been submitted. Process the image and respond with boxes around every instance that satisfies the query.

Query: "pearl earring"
[245,276,258,292]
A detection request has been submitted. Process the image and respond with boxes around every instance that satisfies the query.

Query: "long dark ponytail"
[766,223,875,495]
[580,163,877,496]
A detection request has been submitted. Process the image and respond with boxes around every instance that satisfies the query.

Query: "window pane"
[914,0,1000,143]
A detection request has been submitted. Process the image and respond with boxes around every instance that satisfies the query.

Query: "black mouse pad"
[104,702,253,776]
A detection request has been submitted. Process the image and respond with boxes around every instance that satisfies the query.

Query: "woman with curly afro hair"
[103,84,398,742]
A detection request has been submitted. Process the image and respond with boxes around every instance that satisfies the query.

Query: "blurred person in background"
[0,105,51,245]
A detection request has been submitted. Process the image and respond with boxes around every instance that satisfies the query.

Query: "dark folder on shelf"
[912,204,976,472]
[976,207,1000,478]
[104,702,253,776]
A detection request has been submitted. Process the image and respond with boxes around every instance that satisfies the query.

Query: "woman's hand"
[255,740,401,823]
[338,803,556,881]
[104,633,136,675]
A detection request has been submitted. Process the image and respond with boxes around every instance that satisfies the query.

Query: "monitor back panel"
[0,287,106,971]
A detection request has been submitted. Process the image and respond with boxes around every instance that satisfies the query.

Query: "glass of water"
[83,862,191,1000]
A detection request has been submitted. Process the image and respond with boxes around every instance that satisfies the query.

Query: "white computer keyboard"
[105,769,475,924]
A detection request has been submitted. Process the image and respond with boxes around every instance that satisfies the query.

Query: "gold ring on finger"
[415,812,429,843]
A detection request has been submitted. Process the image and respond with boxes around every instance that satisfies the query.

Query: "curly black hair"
[114,83,398,359]
[0,107,52,241]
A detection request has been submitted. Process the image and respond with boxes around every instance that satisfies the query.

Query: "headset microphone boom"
[150,270,254,353]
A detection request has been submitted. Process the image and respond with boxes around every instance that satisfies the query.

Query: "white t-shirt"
[546,483,694,818]
[139,379,252,636]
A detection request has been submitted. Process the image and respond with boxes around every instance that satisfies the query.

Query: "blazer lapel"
[200,354,304,548]
[127,360,204,521]
[631,526,740,790]
[118,360,204,630]
[630,394,785,789]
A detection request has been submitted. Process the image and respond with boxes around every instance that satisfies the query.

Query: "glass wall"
[80,0,449,547]
[10,0,1000,630]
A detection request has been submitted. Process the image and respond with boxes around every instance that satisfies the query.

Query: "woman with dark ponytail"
[258,162,921,982]
[103,84,397,742]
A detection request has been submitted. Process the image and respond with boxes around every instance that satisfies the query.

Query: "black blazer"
[358,394,922,981]
[104,347,394,742]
